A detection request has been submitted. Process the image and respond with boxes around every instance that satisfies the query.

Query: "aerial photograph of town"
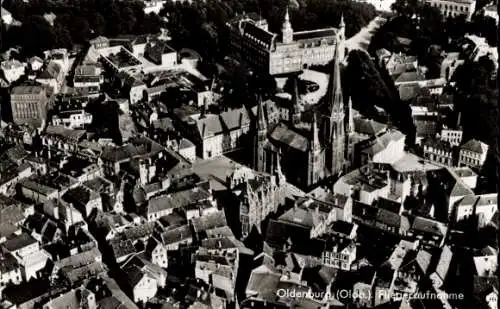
[0,0,498,308]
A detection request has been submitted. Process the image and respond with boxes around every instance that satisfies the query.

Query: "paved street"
[345,16,387,54]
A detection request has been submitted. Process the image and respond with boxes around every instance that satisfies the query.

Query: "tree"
[345,50,415,144]
[105,3,123,36]
[120,6,137,34]
[200,22,219,61]
[53,24,73,50]
[142,13,162,34]
[90,12,106,35]
[20,15,55,56]
[70,16,91,43]
[452,58,498,192]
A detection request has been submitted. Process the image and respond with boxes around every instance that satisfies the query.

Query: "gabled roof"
[160,224,193,245]
[293,28,337,41]
[264,219,312,253]
[219,107,251,131]
[148,186,211,215]
[269,122,310,152]
[246,271,281,298]
[100,136,164,162]
[376,208,402,228]
[354,118,387,136]
[110,239,136,260]
[38,61,62,80]
[2,233,37,252]
[121,222,155,241]
[195,114,223,138]
[434,245,453,281]
[400,249,432,274]
[54,247,101,270]
[123,264,150,288]
[240,21,276,49]
[201,236,253,255]
[422,137,453,152]
[460,139,489,154]
[90,36,109,45]
[1,8,12,17]
[395,71,426,84]
[360,130,405,156]
[191,211,227,234]
[411,216,447,237]
[45,125,86,142]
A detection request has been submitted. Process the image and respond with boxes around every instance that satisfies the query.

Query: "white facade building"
[440,127,463,147]
[143,0,167,14]
[458,139,489,169]
[52,110,93,129]
[1,60,26,83]
[454,193,497,223]
[426,0,476,20]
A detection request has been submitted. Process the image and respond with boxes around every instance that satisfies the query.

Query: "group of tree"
[451,57,498,193]
[369,0,497,78]
[344,50,416,145]
[1,0,163,57]
[160,0,377,64]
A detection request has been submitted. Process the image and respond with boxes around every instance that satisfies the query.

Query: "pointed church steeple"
[290,77,301,125]
[311,112,320,151]
[257,94,267,131]
[323,39,346,176]
[327,42,344,118]
[338,13,346,61]
[347,96,354,134]
[282,5,293,44]
[254,94,268,172]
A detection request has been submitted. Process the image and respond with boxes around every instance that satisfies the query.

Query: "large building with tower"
[251,34,352,189]
[226,9,346,75]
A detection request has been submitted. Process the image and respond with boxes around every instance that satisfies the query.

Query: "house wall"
[0,166,33,195]
[459,175,477,190]
[372,138,405,164]
[130,84,147,104]
[152,246,168,268]
[161,52,177,68]
[0,267,22,286]
[459,149,487,169]
[133,276,157,303]
[202,135,224,159]
[20,250,50,280]
[179,145,196,162]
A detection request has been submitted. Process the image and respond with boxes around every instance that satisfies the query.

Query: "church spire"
[323,38,346,176]
[311,112,320,151]
[284,6,290,23]
[254,94,268,173]
[327,41,344,118]
[347,96,354,133]
[257,94,267,131]
[282,5,293,44]
[290,76,301,125]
